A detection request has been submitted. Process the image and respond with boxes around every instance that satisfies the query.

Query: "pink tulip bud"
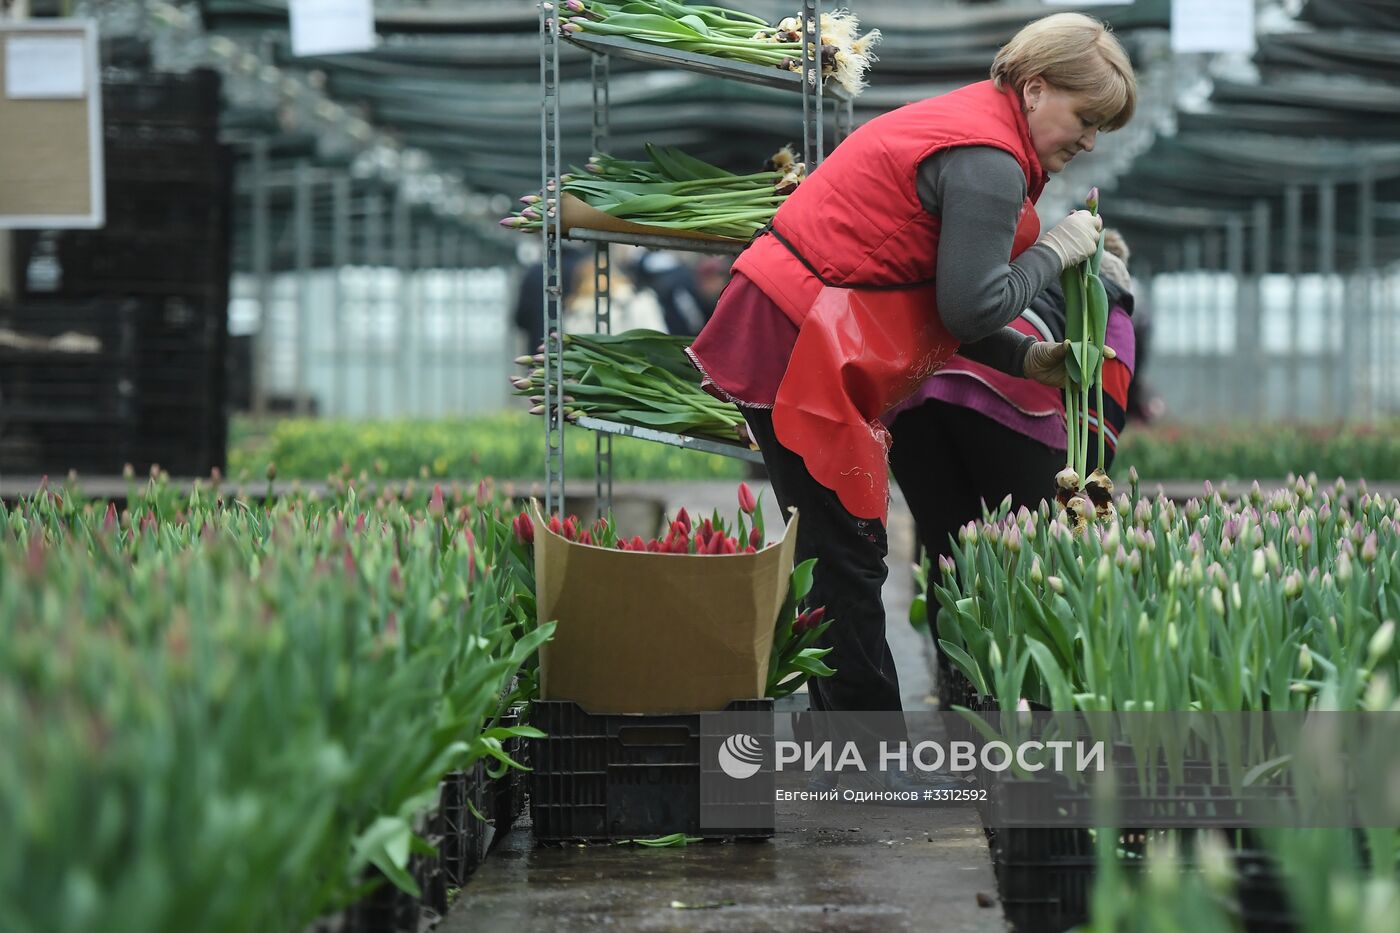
[103,502,117,533]
[676,507,692,533]
[750,527,763,550]
[738,482,758,515]
[428,484,445,518]
[1362,532,1378,563]
[355,513,367,534]
[630,535,646,552]
[1086,187,1099,213]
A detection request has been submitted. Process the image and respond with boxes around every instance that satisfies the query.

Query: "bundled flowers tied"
[555,1,882,97]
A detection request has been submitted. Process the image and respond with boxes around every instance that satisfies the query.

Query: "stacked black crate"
[10,66,231,477]
[0,299,140,474]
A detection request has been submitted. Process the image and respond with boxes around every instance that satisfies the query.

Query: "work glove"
[1023,339,1117,388]
[1037,210,1104,271]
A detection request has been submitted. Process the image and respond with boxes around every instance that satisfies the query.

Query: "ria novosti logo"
[717,733,765,779]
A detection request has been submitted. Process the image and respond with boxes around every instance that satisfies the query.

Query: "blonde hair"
[991,13,1136,131]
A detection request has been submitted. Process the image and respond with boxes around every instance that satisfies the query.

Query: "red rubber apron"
[771,204,1043,523]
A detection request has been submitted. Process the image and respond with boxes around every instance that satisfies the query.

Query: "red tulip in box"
[531,504,799,714]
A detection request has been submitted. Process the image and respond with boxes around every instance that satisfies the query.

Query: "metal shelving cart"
[538,0,857,515]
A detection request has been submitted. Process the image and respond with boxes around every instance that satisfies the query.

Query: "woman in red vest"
[686,13,1136,782]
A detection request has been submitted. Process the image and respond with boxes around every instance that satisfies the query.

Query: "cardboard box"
[533,505,799,714]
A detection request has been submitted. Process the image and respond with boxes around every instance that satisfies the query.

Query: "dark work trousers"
[889,398,1068,708]
[746,399,1069,721]
[743,407,909,761]
[889,398,1067,568]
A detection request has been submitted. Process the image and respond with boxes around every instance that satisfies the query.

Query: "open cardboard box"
[532,503,798,714]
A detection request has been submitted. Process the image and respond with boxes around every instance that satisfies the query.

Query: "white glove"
[1023,339,1117,388]
[1037,210,1104,271]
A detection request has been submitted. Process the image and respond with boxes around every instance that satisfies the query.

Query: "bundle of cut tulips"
[502,143,804,239]
[504,482,836,699]
[1056,187,1115,533]
[512,329,747,443]
[554,0,882,97]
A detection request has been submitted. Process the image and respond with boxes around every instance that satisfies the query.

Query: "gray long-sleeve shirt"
[916,146,1062,375]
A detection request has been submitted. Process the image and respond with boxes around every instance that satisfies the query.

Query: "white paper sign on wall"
[1171,0,1256,54]
[5,36,87,99]
[290,0,377,58]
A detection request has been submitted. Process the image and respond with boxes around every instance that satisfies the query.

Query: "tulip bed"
[1113,421,1400,483]
[1,475,833,933]
[915,472,1400,932]
[0,477,548,933]
[924,472,1399,714]
[228,412,746,483]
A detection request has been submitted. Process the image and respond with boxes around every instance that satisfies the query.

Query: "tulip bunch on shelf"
[555,0,882,97]
[511,330,747,444]
[502,143,805,239]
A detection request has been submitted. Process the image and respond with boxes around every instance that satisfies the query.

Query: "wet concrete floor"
[441,482,1008,933]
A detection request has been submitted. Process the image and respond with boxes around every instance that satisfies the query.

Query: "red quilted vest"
[732,80,1046,323]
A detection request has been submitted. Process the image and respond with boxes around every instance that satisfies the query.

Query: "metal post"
[1203,228,1224,419]
[542,1,566,515]
[420,224,439,416]
[592,48,613,516]
[365,189,385,419]
[251,139,271,417]
[460,234,473,413]
[332,176,351,418]
[1283,185,1302,418]
[800,0,823,166]
[1226,214,1247,424]
[1183,236,1203,417]
[1248,199,1271,420]
[1318,181,1338,418]
[293,161,313,417]
[1357,165,1376,420]
[444,227,460,417]
[393,192,411,416]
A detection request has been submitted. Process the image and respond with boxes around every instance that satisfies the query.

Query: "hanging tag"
[1171,0,1256,54]
[290,0,377,58]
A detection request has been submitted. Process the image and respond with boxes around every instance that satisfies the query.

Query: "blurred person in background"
[627,249,711,336]
[884,230,1137,707]
[563,245,667,334]
[514,244,586,353]
[692,255,732,319]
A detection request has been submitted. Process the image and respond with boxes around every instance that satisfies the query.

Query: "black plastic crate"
[489,706,529,845]
[436,763,489,888]
[529,698,775,843]
[104,138,233,187]
[992,827,1298,933]
[101,67,221,130]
